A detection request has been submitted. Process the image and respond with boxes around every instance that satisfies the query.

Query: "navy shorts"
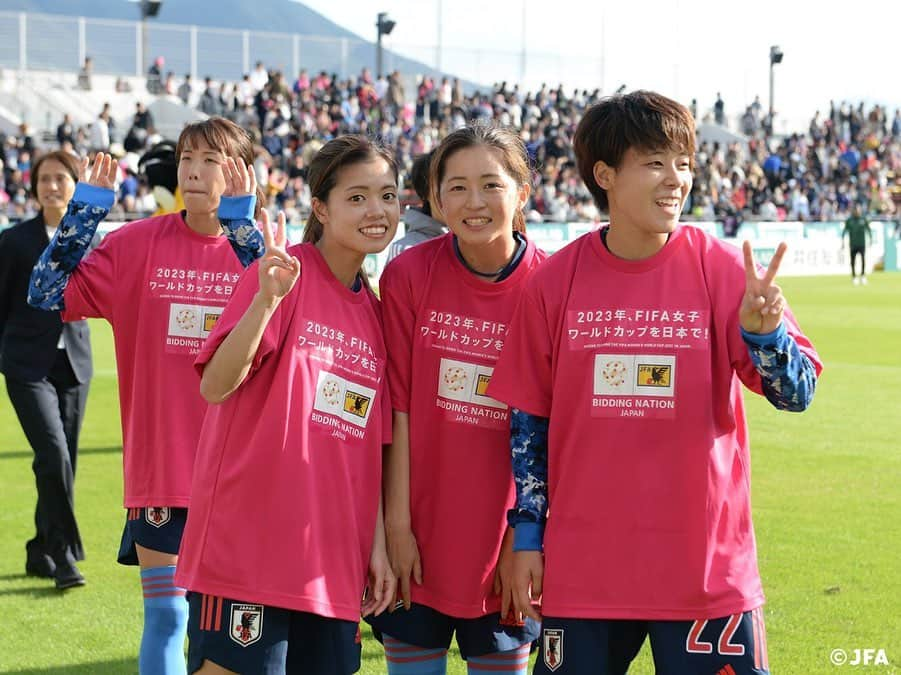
[366,602,540,660]
[534,609,770,675]
[117,507,188,565]
[187,592,362,675]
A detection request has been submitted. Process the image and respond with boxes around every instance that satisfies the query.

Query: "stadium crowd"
[1,61,899,231]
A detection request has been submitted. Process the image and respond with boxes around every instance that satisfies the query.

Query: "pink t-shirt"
[175,243,391,620]
[489,226,822,620]
[380,234,545,617]
[62,213,246,508]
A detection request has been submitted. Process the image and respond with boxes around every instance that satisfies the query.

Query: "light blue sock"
[138,565,188,675]
[466,644,531,675]
[383,634,448,675]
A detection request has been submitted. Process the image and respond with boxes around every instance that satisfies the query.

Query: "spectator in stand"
[124,127,148,155]
[90,111,110,153]
[100,103,118,145]
[46,53,898,229]
[249,60,268,92]
[17,124,35,157]
[177,74,192,105]
[237,73,254,107]
[118,166,139,213]
[714,91,726,125]
[77,57,92,91]
[133,102,154,133]
[198,77,220,116]
[56,114,75,148]
[217,83,236,119]
[386,70,406,121]
[293,68,310,95]
[146,56,164,95]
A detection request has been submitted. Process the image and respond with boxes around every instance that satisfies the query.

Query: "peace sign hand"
[257,210,300,303]
[79,152,118,190]
[222,157,258,198]
[740,241,788,334]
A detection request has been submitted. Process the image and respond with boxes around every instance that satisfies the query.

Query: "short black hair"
[573,90,696,210]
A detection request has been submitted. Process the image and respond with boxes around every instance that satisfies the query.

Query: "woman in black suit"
[0,150,94,589]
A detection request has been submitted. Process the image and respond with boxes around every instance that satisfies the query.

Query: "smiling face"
[313,157,400,257]
[35,158,76,213]
[436,145,528,251]
[177,138,227,215]
[598,146,693,240]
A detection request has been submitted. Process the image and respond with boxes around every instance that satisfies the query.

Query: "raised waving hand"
[222,157,258,199]
[80,152,118,190]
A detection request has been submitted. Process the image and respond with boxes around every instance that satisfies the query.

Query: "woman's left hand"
[222,157,258,198]
[740,241,788,334]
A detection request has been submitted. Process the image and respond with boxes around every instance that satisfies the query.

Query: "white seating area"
[0,68,203,143]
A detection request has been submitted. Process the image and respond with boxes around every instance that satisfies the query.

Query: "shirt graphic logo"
[312,371,377,428]
[321,378,342,406]
[344,391,371,418]
[443,366,468,393]
[175,309,197,332]
[230,604,263,647]
[601,359,629,388]
[543,628,564,671]
[594,354,676,397]
[637,364,671,387]
[168,302,223,339]
[475,373,492,397]
[203,311,221,333]
[437,358,506,410]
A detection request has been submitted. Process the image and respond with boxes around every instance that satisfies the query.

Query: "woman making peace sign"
[488,91,822,675]
[176,134,398,675]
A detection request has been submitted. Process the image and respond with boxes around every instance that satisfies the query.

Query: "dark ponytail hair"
[302,135,398,244]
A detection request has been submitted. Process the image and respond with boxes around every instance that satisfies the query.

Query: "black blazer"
[0,214,94,383]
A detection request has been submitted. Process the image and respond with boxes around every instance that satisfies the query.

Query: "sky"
[295,0,901,135]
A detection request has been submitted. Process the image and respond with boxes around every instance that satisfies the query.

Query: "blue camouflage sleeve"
[508,407,549,552]
[28,183,114,311]
[742,322,817,412]
[218,195,264,268]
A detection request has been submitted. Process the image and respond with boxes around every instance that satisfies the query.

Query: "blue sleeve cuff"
[741,321,787,346]
[513,522,544,551]
[218,195,257,221]
[73,183,115,210]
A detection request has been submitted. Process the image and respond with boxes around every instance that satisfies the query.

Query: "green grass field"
[2,274,900,674]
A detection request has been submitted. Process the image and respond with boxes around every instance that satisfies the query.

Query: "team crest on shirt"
[543,628,564,671]
[203,311,221,333]
[343,390,372,419]
[637,363,672,387]
[230,604,264,647]
[145,507,171,528]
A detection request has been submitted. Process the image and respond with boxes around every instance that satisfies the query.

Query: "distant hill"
[2,0,479,89]
[1,0,361,37]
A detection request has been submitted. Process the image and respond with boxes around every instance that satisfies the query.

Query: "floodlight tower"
[376,12,396,78]
[769,45,783,125]
[139,0,162,74]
